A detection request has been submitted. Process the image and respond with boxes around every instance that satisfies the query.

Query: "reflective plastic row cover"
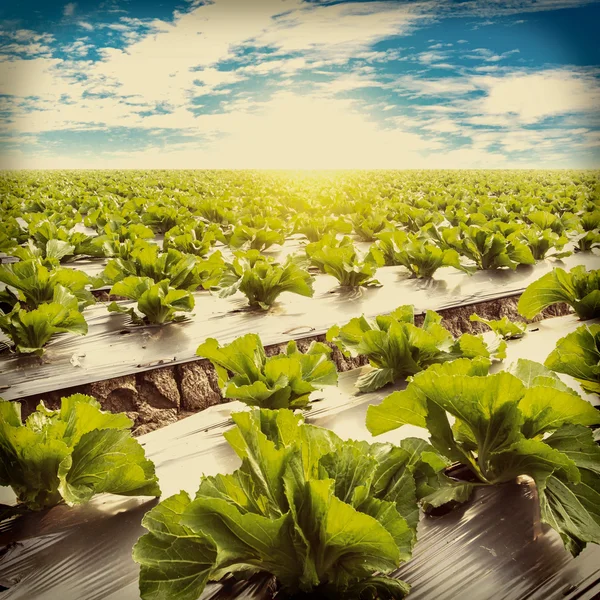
[1,252,598,401]
[1,315,599,600]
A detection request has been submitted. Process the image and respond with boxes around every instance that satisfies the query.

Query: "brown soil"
[16,296,572,435]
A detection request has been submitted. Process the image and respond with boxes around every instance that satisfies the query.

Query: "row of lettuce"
[1,300,598,598]
[0,251,597,356]
[0,172,599,318]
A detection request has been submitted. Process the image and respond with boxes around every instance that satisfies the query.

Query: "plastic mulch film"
[0,314,599,600]
[1,253,598,401]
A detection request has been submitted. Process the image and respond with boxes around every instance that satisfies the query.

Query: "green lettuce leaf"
[0,290,88,356]
[216,251,314,310]
[540,425,600,556]
[134,408,421,598]
[544,324,600,395]
[307,238,380,288]
[327,305,499,392]
[366,357,600,555]
[108,276,194,325]
[0,394,159,516]
[0,259,95,310]
[133,492,217,600]
[469,314,527,339]
[518,266,600,320]
[196,334,337,409]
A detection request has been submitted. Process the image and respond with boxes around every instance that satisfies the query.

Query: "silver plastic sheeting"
[0,315,599,600]
[0,252,598,401]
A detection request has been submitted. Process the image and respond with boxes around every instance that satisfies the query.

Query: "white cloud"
[417,51,450,64]
[1,0,598,169]
[474,69,600,123]
[464,48,520,62]
[394,75,478,97]
[63,2,77,17]
[259,1,425,59]
[0,29,54,57]
[62,39,92,58]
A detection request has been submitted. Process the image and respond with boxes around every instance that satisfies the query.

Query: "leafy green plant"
[351,212,389,242]
[397,205,443,232]
[0,394,160,517]
[163,228,216,257]
[25,220,103,261]
[545,324,600,395]
[327,305,505,392]
[580,210,600,232]
[429,224,535,270]
[372,237,468,279]
[575,230,600,252]
[0,288,88,355]
[518,266,600,320]
[366,358,600,556]
[103,221,155,242]
[369,230,409,267]
[103,245,209,291]
[134,408,446,599]
[526,210,560,232]
[295,215,352,242]
[229,225,285,251]
[141,204,182,233]
[307,237,380,288]
[0,260,95,310]
[107,276,195,325]
[9,239,76,265]
[508,226,571,261]
[217,251,314,310]
[469,314,527,340]
[197,334,337,409]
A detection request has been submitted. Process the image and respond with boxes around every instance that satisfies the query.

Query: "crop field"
[1,168,600,600]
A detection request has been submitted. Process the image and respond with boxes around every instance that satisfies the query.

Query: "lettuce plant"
[575,230,600,253]
[430,224,535,270]
[327,305,505,393]
[372,237,468,279]
[107,276,195,325]
[26,220,103,261]
[197,334,337,409]
[518,266,600,320]
[397,205,443,232]
[104,220,154,241]
[0,394,160,517]
[581,210,600,232]
[295,215,352,242]
[351,212,389,242]
[526,210,560,231]
[369,230,409,267]
[141,204,181,233]
[0,288,88,355]
[307,238,380,288]
[103,245,208,291]
[469,314,527,340]
[366,358,600,556]
[217,251,314,310]
[0,259,95,310]
[545,323,600,395]
[134,409,445,599]
[229,224,285,251]
[9,239,76,264]
[163,228,215,257]
[508,226,571,261]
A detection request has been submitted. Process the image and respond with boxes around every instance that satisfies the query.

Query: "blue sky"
[0,0,599,168]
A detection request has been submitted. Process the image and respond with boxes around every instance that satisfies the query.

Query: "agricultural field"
[1,168,600,600]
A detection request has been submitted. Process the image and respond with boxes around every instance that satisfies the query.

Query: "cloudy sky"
[0,0,599,169]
